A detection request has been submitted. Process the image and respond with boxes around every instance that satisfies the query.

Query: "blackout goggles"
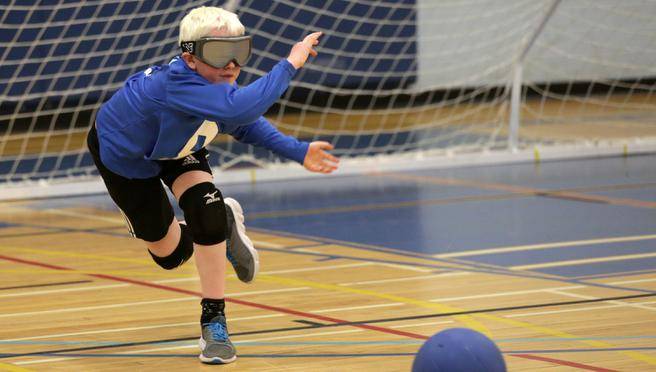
[180,35,252,68]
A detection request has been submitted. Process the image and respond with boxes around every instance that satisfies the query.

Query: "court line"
[246,193,524,219]
[257,274,492,337]
[608,277,656,286]
[0,287,310,318]
[0,363,31,372]
[1,314,284,343]
[0,297,197,318]
[429,285,584,302]
[511,354,616,372]
[233,180,656,221]
[0,280,92,291]
[258,274,656,367]
[253,227,656,295]
[373,172,656,209]
[507,304,624,318]
[7,224,653,365]
[5,207,651,296]
[312,303,403,313]
[574,268,656,280]
[4,252,607,371]
[117,330,365,356]
[511,252,656,270]
[338,271,470,286]
[547,289,656,312]
[0,284,130,299]
[0,228,644,368]
[0,253,428,340]
[0,302,621,371]
[390,320,454,329]
[435,234,656,258]
[260,262,374,275]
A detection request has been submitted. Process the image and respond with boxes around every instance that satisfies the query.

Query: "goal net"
[1,0,655,195]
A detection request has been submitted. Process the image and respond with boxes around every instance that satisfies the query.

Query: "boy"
[87,6,338,364]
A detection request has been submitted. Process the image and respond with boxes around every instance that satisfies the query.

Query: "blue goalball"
[412,328,506,372]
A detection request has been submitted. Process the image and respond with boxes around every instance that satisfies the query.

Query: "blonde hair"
[179,6,245,44]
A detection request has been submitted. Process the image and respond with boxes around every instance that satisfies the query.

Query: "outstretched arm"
[228,116,339,174]
[167,32,323,127]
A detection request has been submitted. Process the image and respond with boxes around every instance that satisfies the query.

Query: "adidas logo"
[204,191,222,204]
[182,155,199,166]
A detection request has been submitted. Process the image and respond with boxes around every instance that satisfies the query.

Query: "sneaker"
[199,315,237,364]
[224,197,259,283]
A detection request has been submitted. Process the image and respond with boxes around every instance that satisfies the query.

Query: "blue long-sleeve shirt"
[95,56,308,179]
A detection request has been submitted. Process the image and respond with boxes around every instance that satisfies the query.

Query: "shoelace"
[207,322,229,341]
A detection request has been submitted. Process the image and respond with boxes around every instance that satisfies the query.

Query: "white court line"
[548,290,656,312]
[375,262,433,273]
[429,285,584,302]
[435,234,656,258]
[13,330,364,365]
[311,303,403,313]
[0,297,196,318]
[608,278,656,286]
[123,329,364,355]
[0,283,130,298]
[2,314,285,342]
[339,271,470,286]
[511,252,656,270]
[1,298,398,343]
[42,208,283,248]
[260,262,374,275]
[390,320,454,329]
[506,304,623,318]
[42,208,124,224]
[16,357,75,365]
[152,277,198,284]
[0,287,309,318]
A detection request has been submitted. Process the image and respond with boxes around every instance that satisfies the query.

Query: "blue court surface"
[30,154,656,279]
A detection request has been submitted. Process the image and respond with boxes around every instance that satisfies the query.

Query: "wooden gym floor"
[1,155,655,371]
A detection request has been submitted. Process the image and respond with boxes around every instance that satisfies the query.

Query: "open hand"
[287,32,322,69]
[303,141,339,174]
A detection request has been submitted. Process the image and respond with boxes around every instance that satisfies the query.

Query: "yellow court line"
[511,252,656,270]
[435,234,656,258]
[0,363,32,372]
[259,274,656,367]
[475,313,656,366]
[258,274,492,337]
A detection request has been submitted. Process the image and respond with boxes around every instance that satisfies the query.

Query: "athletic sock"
[200,298,225,324]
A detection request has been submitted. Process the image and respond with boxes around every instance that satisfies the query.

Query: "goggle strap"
[180,41,196,54]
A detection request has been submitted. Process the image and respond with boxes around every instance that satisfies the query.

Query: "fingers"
[304,140,339,174]
[314,141,334,150]
[303,31,323,44]
[304,32,322,57]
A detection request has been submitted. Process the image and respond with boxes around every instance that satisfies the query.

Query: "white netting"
[1,0,655,188]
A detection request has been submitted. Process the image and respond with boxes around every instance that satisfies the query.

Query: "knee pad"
[179,182,228,245]
[149,223,194,270]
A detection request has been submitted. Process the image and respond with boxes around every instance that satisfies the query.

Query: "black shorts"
[87,125,212,242]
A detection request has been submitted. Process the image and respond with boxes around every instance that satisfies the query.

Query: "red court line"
[511,354,618,372]
[0,253,616,371]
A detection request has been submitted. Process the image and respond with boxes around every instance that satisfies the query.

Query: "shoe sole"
[224,197,259,283]
[198,336,237,364]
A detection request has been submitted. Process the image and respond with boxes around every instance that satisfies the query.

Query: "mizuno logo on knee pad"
[204,191,222,204]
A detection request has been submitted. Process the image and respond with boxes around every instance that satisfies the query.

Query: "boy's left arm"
[227,116,339,174]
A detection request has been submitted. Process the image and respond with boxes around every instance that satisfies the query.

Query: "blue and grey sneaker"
[199,315,237,364]
[224,197,259,283]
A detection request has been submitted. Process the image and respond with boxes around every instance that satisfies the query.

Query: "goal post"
[1,0,655,199]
